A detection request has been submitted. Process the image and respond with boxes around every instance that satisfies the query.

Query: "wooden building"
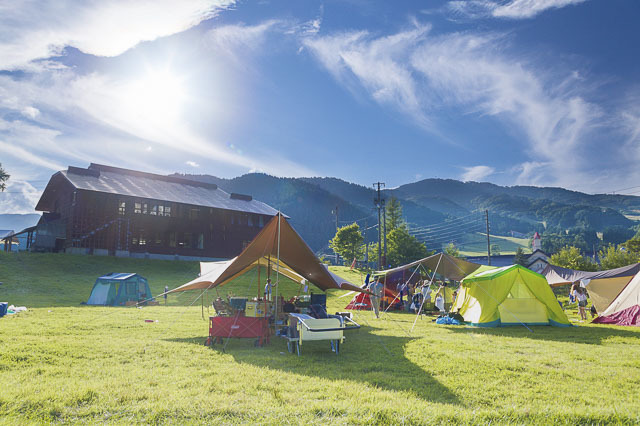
[33,164,280,259]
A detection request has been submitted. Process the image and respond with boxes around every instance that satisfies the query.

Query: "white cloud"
[186,161,200,168]
[304,26,431,126]
[0,0,235,70]
[0,180,42,214]
[305,26,615,191]
[461,165,495,182]
[447,0,587,20]
[21,106,40,119]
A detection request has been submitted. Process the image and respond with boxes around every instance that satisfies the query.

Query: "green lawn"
[1,252,639,423]
[458,233,531,257]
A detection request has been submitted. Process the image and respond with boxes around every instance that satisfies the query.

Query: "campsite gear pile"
[168,214,368,351]
[0,303,27,317]
[87,273,156,306]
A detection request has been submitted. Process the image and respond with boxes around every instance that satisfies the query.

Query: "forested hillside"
[175,173,640,254]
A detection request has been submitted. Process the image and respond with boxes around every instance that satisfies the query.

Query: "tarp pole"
[411,254,443,333]
[274,212,281,325]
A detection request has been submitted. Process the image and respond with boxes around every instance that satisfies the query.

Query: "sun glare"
[122,70,186,124]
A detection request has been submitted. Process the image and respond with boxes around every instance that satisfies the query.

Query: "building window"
[118,200,126,215]
[142,203,148,214]
[155,233,162,245]
[230,215,235,225]
[158,205,164,216]
[189,208,200,220]
[183,232,192,248]
[150,204,157,216]
[165,205,172,217]
[169,232,176,247]
[247,215,253,227]
[139,230,146,246]
[197,233,204,249]
[259,216,264,227]
[134,202,142,214]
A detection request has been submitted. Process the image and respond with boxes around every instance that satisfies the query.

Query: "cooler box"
[0,302,7,318]
[229,297,247,311]
[245,301,267,317]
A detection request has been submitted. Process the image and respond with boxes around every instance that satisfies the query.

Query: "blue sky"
[1,0,640,213]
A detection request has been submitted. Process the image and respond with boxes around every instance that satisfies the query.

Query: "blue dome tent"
[87,273,152,306]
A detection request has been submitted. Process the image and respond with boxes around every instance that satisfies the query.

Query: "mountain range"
[3,174,638,254]
[173,174,640,253]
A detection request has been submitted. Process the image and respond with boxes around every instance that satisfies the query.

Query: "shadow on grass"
[166,324,461,405]
[445,322,640,344]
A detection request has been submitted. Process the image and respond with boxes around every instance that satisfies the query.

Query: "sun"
[122,69,187,125]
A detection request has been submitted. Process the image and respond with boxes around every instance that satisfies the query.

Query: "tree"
[514,247,528,266]
[386,226,429,267]
[550,246,597,271]
[329,223,364,263]
[622,237,640,258]
[0,163,9,192]
[444,242,463,258]
[491,243,501,256]
[598,244,638,270]
[385,197,404,232]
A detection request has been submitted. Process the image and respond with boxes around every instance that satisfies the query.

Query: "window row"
[131,230,205,250]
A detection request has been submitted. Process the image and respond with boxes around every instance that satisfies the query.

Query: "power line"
[409,217,484,236]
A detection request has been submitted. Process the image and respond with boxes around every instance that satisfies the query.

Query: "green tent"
[453,265,570,327]
[87,273,152,306]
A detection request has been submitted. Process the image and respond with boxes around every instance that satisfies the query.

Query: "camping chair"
[212,298,232,316]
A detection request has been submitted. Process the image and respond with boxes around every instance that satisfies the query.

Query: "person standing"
[164,285,168,305]
[264,278,273,301]
[369,277,383,318]
[576,287,588,321]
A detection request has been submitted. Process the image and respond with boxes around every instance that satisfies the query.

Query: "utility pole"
[382,198,387,267]
[332,206,339,265]
[485,209,491,266]
[373,182,385,270]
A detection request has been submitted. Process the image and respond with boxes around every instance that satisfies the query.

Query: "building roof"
[0,230,14,239]
[38,164,279,216]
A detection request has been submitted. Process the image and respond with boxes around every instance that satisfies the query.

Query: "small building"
[526,249,550,274]
[33,163,280,259]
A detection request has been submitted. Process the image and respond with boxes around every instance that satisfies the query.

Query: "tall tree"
[386,226,429,267]
[598,244,638,270]
[329,223,364,263]
[514,247,528,266]
[444,242,463,258]
[0,163,9,192]
[550,246,598,271]
[385,197,404,232]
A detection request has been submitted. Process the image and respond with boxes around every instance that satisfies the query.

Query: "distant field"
[453,233,531,257]
[1,252,639,423]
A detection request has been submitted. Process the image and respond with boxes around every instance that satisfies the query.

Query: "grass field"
[1,252,640,424]
[456,233,531,257]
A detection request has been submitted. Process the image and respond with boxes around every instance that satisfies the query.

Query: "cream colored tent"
[593,271,640,326]
[541,263,640,313]
[167,213,365,295]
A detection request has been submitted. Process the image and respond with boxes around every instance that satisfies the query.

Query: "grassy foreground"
[1,252,640,424]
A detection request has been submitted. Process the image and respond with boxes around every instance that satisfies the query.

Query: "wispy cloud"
[186,161,200,168]
[305,25,622,191]
[0,0,235,71]
[304,25,431,127]
[461,165,495,182]
[447,0,587,20]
